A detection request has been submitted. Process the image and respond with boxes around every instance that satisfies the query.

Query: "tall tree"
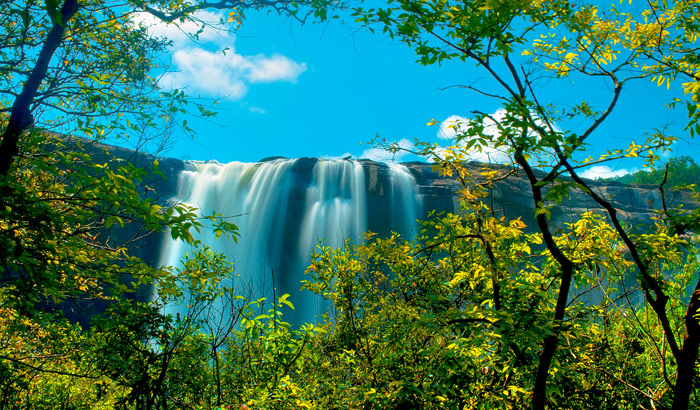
[354,0,700,408]
[0,0,334,307]
[0,0,330,403]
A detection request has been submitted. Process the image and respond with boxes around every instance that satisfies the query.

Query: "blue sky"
[138,6,700,179]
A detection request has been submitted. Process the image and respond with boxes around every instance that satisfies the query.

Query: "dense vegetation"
[2,0,700,409]
[611,156,700,187]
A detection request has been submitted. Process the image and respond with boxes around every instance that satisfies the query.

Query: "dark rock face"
[361,160,405,237]
[47,138,186,324]
[402,161,696,234]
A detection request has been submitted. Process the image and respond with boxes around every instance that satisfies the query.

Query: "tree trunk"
[213,347,222,407]
[514,150,576,410]
[672,279,700,410]
[531,262,573,410]
[0,0,80,178]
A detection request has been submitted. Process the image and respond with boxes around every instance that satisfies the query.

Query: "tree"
[305,208,696,409]
[351,0,700,408]
[0,0,339,311]
[0,0,332,406]
[0,0,335,176]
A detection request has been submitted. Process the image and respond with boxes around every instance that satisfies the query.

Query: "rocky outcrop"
[358,158,689,238]
[401,161,695,233]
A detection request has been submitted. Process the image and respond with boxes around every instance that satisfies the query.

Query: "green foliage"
[3,0,700,409]
[351,0,700,407]
[612,156,700,188]
[0,131,241,317]
[0,0,334,408]
[301,208,691,409]
[0,0,334,314]
[2,208,696,409]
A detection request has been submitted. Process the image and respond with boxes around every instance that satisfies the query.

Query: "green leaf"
[44,0,63,26]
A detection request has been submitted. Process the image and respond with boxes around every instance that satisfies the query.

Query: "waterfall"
[158,158,423,324]
[388,163,423,239]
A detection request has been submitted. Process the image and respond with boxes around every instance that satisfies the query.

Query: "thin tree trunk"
[213,347,222,407]
[672,279,700,410]
[0,0,80,178]
[532,263,573,410]
[513,149,575,410]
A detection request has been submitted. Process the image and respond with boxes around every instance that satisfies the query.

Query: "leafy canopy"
[351,0,700,408]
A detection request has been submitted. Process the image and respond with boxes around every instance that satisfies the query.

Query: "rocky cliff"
[371,160,693,234]
[90,144,696,263]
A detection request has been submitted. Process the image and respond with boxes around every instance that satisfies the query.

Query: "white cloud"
[437,114,469,140]
[429,144,511,164]
[134,11,307,100]
[248,106,266,114]
[433,108,565,165]
[133,11,231,47]
[579,165,633,180]
[245,55,307,83]
[434,110,512,164]
[437,109,510,141]
[360,139,414,163]
[161,47,307,99]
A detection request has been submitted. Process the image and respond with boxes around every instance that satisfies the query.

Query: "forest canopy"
[611,156,700,187]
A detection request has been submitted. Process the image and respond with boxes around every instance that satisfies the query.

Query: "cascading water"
[388,163,423,239]
[158,158,423,324]
[298,160,367,262]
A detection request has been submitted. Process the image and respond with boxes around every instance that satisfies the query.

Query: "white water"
[388,163,423,239]
[298,160,367,258]
[159,158,422,324]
